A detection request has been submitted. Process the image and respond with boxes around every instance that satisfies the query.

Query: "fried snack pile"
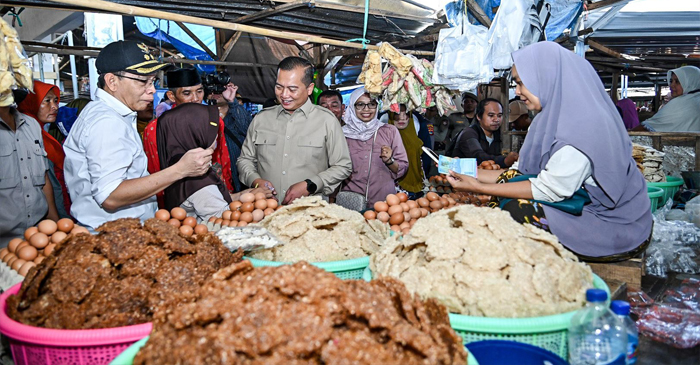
[248,196,389,262]
[0,17,33,106]
[372,205,594,318]
[134,261,468,365]
[6,218,242,329]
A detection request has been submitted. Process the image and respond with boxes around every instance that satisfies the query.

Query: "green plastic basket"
[110,336,148,365]
[363,267,609,359]
[246,256,369,280]
[647,186,664,213]
[647,176,683,206]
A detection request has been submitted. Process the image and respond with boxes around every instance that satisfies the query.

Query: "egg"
[17,241,29,251]
[17,245,38,261]
[264,208,275,216]
[409,208,421,219]
[385,194,400,206]
[179,225,194,237]
[44,244,56,256]
[389,212,404,225]
[421,208,429,217]
[11,259,26,271]
[254,192,267,201]
[222,210,232,220]
[153,209,171,221]
[57,218,75,233]
[34,256,45,264]
[373,201,389,212]
[417,198,430,207]
[409,219,417,227]
[222,220,231,226]
[440,197,449,207]
[400,202,410,212]
[426,192,439,201]
[240,193,256,203]
[72,226,90,235]
[387,205,403,216]
[38,220,58,235]
[447,198,456,206]
[237,221,248,227]
[251,209,265,222]
[215,218,223,225]
[194,224,208,235]
[8,238,22,253]
[18,262,36,276]
[390,225,401,232]
[170,207,187,221]
[363,210,377,220]
[6,255,17,267]
[241,202,255,213]
[403,212,412,224]
[51,231,67,244]
[231,211,242,221]
[377,211,390,223]
[29,233,49,249]
[400,221,411,229]
[230,201,243,211]
[0,248,8,260]
[183,216,197,228]
[401,227,411,236]
[397,192,408,203]
[208,217,217,223]
[168,218,181,227]
[254,199,268,210]
[429,200,443,210]
[240,212,254,223]
[228,221,239,227]
[406,200,418,210]
[266,199,279,210]
[24,227,38,240]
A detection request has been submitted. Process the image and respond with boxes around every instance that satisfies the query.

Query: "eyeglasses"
[354,102,378,110]
[116,73,159,88]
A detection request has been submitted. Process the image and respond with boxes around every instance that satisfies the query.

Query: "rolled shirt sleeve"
[236,118,262,187]
[529,145,592,203]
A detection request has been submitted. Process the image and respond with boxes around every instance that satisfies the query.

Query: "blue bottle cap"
[611,300,631,315]
[586,288,607,302]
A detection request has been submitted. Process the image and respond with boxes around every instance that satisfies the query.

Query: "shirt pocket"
[297,135,325,164]
[30,145,47,186]
[253,132,278,165]
[0,144,19,189]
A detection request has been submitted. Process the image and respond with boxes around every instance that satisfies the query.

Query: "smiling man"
[237,56,351,204]
[63,41,213,230]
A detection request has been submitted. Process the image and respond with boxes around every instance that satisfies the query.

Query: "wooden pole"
[46,0,435,56]
[175,22,217,60]
[466,0,492,28]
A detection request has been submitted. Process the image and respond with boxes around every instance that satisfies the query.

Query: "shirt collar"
[276,98,313,118]
[0,109,34,130]
[95,88,138,118]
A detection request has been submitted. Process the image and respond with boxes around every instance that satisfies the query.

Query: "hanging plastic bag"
[486,0,543,70]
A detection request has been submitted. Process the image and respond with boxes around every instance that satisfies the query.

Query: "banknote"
[438,156,477,177]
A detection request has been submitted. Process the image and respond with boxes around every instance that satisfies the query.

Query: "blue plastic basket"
[246,256,369,280]
[466,340,567,365]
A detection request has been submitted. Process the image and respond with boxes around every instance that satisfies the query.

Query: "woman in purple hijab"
[447,42,652,261]
[616,98,640,130]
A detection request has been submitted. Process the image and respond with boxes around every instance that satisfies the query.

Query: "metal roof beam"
[233,0,310,24]
[587,0,630,11]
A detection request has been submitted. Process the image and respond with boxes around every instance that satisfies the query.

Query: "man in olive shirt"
[447,92,478,141]
[237,57,352,204]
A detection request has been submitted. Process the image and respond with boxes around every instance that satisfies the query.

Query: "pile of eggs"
[0,218,88,276]
[478,160,501,170]
[427,175,455,194]
[154,207,209,237]
[207,192,280,231]
[362,192,457,235]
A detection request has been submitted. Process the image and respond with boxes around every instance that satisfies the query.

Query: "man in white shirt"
[63,41,212,230]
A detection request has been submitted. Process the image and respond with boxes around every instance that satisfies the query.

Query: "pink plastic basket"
[0,283,152,365]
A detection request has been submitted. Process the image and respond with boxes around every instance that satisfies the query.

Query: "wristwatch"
[304,179,317,194]
[384,157,395,166]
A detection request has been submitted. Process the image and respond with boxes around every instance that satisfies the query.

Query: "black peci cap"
[166,67,202,88]
[95,41,170,76]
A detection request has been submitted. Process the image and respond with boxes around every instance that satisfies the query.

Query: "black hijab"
[157,103,232,210]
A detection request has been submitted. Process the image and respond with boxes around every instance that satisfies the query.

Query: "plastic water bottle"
[611,300,639,364]
[568,289,627,365]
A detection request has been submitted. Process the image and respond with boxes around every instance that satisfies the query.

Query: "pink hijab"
[616,98,639,130]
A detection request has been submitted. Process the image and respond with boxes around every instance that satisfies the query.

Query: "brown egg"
[179,225,194,237]
[400,202,410,212]
[154,209,170,221]
[399,221,410,230]
[17,245,38,261]
[264,208,275,216]
[397,192,408,203]
[57,218,75,233]
[430,200,443,210]
[194,224,208,235]
[11,258,26,271]
[51,231,67,244]
[170,207,187,221]
[182,216,197,228]
[34,256,45,264]
[439,197,449,207]
[406,200,419,210]
[377,211,390,223]
[44,244,56,256]
[6,255,17,267]
[17,241,29,251]
[230,201,243,211]
[426,192,439,202]
[222,210,232,220]
[409,218,417,227]
[390,225,401,232]
[71,226,90,235]
[18,261,36,276]
[389,212,404,226]
[239,193,256,203]
[29,233,49,249]
[266,199,279,210]
[409,208,421,219]
[401,227,411,236]
[254,199,268,210]
[240,212,254,223]
[254,192,267,201]
[387,205,403,216]
[168,218,181,228]
[240,202,255,213]
[237,221,248,227]
[0,248,8,261]
[447,198,457,206]
[363,210,377,220]
[24,227,38,241]
[228,220,239,227]
[403,212,412,223]
[417,198,430,208]
[215,218,224,225]
[386,194,400,206]
[222,220,231,226]
[8,238,22,253]
[231,211,242,221]
[208,216,217,223]
[252,209,265,222]
[37,220,58,236]
[373,201,389,212]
